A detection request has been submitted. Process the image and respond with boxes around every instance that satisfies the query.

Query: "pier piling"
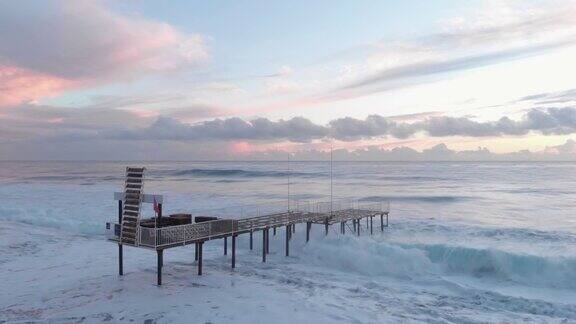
[262,229,267,262]
[224,237,227,255]
[197,242,203,275]
[232,235,236,269]
[285,225,290,256]
[157,249,163,286]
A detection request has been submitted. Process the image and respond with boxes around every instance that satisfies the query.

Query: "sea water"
[1,161,575,322]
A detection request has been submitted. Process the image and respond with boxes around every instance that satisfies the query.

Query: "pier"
[106,167,390,285]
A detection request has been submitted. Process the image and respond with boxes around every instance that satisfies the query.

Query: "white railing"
[109,198,390,248]
[139,219,238,248]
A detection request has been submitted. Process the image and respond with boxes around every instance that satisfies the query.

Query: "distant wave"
[167,168,324,178]
[360,195,469,203]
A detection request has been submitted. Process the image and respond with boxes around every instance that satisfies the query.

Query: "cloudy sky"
[2,0,576,160]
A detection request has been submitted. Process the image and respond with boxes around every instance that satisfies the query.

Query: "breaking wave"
[302,236,576,290]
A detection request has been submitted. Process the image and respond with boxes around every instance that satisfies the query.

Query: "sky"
[1,0,576,160]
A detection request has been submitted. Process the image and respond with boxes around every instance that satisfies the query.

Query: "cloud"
[97,106,576,143]
[319,1,576,101]
[0,0,208,106]
[0,66,74,106]
[519,88,576,105]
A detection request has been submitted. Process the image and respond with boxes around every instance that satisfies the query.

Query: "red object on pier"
[153,197,160,215]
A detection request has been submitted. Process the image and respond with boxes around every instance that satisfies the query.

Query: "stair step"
[127,172,143,178]
[123,211,138,217]
[126,178,143,184]
[124,197,140,205]
[124,205,139,211]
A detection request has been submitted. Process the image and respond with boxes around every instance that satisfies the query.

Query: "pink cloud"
[0,0,209,107]
[230,141,253,155]
[0,66,75,107]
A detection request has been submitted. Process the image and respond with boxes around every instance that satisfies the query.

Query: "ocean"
[1,161,576,323]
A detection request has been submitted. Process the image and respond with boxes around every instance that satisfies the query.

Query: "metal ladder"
[120,167,145,246]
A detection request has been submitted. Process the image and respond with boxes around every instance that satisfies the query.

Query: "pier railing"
[108,198,390,248]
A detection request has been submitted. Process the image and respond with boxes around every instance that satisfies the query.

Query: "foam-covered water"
[1,161,576,322]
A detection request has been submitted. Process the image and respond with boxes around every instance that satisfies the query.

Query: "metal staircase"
[120,167,145,246]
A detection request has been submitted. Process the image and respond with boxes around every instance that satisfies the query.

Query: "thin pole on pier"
[195,243,198,261]
[250,230,253,250]
[198,242,203,275]
[285,225,290,257]
[157,249,163,286]
[287,152,290,212]
[232,235,236,269]
[330,144,333,217]
[224,237,227,255]
[118,200,123,276]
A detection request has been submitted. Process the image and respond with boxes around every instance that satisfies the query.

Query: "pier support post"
[380,214,384,232]
[357,220,360,236]
[385,213,389,227]
[118,244,123,275]
[250,230,253,250]
[232,235,236,269]
[195,243,198,261]
[370,216,373,235]
[292,224,296,234]
[273,227,276,236]
[262,229,267,263]
[118,200,123,276]
[265,228,270,254]
[306,222,311,242]
[324,218,329,236]
[285,225,290,257]
[157,249,163,286]
[366,217,369,228]
[198,242,203,276]
[224,237,227,255]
